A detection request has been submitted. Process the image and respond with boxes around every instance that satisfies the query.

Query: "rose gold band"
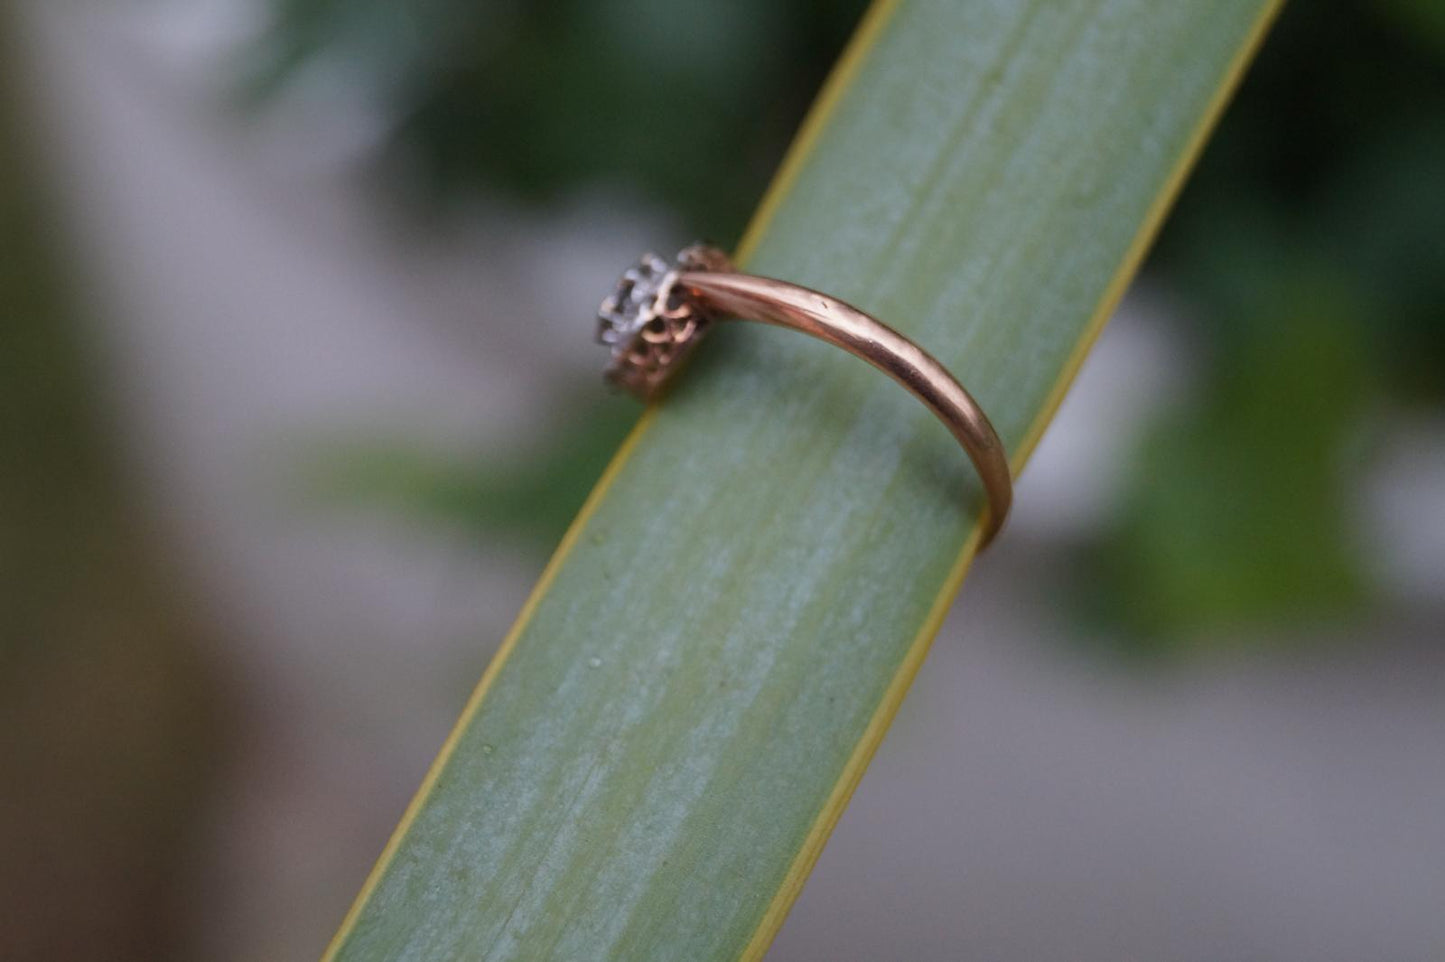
[676,270,1012,546]
[597,245,1013,547]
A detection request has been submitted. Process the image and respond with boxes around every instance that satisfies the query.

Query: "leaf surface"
[326,2,1282,958]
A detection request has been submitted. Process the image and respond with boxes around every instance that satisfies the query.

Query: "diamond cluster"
[596,245,730,400]
[596,252,672,353]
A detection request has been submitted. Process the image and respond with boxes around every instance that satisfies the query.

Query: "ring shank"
[677,270,1012,546]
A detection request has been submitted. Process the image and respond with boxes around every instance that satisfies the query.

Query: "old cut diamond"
[597,252,671,351]
[595,244,732,401]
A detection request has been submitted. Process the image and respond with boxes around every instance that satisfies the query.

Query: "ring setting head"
[597,244,731,401]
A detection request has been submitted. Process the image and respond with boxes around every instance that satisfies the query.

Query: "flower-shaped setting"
[597,244,732,400]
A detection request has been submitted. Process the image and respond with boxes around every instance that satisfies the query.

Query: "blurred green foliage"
[258,0,1445,651]
[304,392,638,546]
[248,0,867,236]
[1096,0,1445,645]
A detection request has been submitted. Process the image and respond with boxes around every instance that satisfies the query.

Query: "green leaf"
[325,2,1282,959]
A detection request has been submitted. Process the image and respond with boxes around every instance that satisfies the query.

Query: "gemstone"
[597,252,672,353]
[595,244,732,401]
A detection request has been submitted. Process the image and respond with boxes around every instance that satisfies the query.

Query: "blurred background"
[2,0,1442,959]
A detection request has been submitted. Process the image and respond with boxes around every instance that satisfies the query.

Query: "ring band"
[597,244,1012,546]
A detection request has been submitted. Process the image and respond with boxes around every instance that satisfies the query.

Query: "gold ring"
[597,244,1013,547]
